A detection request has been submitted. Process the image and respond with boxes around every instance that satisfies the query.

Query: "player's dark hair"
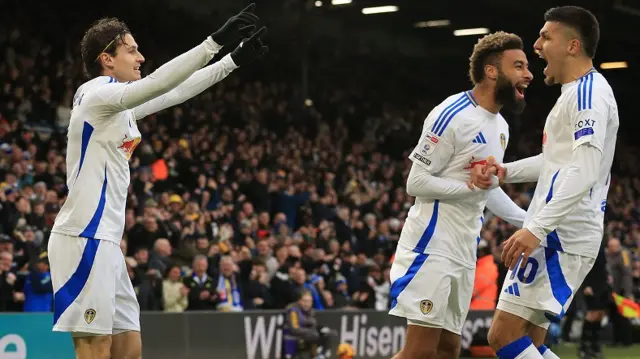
[469,31,523,85]
[80,17,131,78]
[544,6,600,58]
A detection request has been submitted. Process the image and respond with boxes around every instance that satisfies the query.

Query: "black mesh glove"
[211,3,259,46]
[230,26,269,67]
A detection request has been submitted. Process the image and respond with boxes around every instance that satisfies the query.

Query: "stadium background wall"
[0,310,632,359]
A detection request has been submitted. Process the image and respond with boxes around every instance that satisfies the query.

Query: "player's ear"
[484,64,498,81]
[567,38,581,56]
[99,53,115,70]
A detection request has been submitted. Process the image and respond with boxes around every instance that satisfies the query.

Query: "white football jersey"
[403,91,511,268]
[51,76,142,244]
[525,69,619,258]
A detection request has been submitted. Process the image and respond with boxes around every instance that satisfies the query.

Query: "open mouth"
[134,66,141,73]
[515,84,527,100]
[538,51,549,76]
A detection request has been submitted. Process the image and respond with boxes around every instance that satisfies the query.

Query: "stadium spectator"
[162,264,189,313]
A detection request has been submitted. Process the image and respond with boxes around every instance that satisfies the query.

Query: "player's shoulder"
[426,91,476,135]
[561,70,615,111]
[433,91,475,112]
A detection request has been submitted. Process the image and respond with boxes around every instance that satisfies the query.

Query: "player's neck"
[560,58,594,85]
[471,86,501,114]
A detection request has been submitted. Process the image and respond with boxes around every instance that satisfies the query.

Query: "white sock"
[537,345,560,359]
[496,336,544,359]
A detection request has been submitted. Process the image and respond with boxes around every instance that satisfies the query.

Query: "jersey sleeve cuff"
[205,36,224,54]
[221,53,239,70]
[524,222,547,242]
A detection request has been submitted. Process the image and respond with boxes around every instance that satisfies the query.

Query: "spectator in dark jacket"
[184,255,217,310]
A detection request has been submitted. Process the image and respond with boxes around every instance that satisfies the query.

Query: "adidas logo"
[504,283,520,297]
[472,132,487,144]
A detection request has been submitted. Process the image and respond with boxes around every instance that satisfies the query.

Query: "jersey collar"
[562,67,597,93]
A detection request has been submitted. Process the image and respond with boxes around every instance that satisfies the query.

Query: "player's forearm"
[503,154,543,183]
[406,163,476,200]
[526,145,601,240]
[100,37,222,110]
[134,54,237,120]
[486,188,526,228]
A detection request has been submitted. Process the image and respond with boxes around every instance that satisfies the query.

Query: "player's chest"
[457,121,508,168]
[542,102,573,158]
[108,111,142,161]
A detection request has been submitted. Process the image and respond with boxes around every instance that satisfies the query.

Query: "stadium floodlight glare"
[453,28,490,36]
[600,61,628,70]
[331,0,352,5]
[315,0,323,7]
[361,5,399,14]
[414,20,451,28]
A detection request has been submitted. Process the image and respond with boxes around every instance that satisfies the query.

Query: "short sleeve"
[569,77,609,152]
[409,115,455,174]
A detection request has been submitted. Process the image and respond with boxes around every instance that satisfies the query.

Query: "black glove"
[211,3,259,46]
[230,26,269,67]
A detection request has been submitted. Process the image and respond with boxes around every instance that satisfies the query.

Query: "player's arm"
[133,54,238,120]
[89,37,222,117]
[525,90,608,241]
[406,117,496,199]
[501,153,543,184]
[485,188,526,228]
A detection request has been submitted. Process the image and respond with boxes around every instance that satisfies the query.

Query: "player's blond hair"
[468,31,524,85]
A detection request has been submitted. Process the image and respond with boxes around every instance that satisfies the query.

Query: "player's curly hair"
[80,17,131,78]
[468,31,524,85]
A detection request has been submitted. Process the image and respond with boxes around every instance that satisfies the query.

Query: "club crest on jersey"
[84,308,96,324]
[420,299,433,315]
[500,133,506,151]
[118,134,141,160]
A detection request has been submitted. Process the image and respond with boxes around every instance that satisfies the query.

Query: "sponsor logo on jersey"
[84,308,96,324]
[420,299,433,314]
[118,134,141,160]
[575,118,595,130]
[500,133,506,151]
[419,132,439,156]
[413,152,431,166]
[574,127,594,140]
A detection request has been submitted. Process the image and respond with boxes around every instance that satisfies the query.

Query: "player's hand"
[230,26,269,67]
[211,3,260,46]
[501,228,541,271]
[467,156,505,190]
[467,163,496,190]
[584,286,594,296]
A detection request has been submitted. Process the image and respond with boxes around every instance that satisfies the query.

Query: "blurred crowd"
[0,4,639,319]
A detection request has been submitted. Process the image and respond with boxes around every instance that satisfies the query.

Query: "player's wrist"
[524,224,546,242]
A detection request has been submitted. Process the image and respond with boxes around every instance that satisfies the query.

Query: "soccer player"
[389,31,532,359]
[470,6,619,359]
[47,4,268,359]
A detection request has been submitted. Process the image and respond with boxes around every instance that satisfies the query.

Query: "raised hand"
[211,3,260,46]
[230,26,269,66]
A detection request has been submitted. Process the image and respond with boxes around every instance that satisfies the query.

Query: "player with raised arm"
[389,32,532,359]
[47,4,268,359]
[469,6,619,359]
